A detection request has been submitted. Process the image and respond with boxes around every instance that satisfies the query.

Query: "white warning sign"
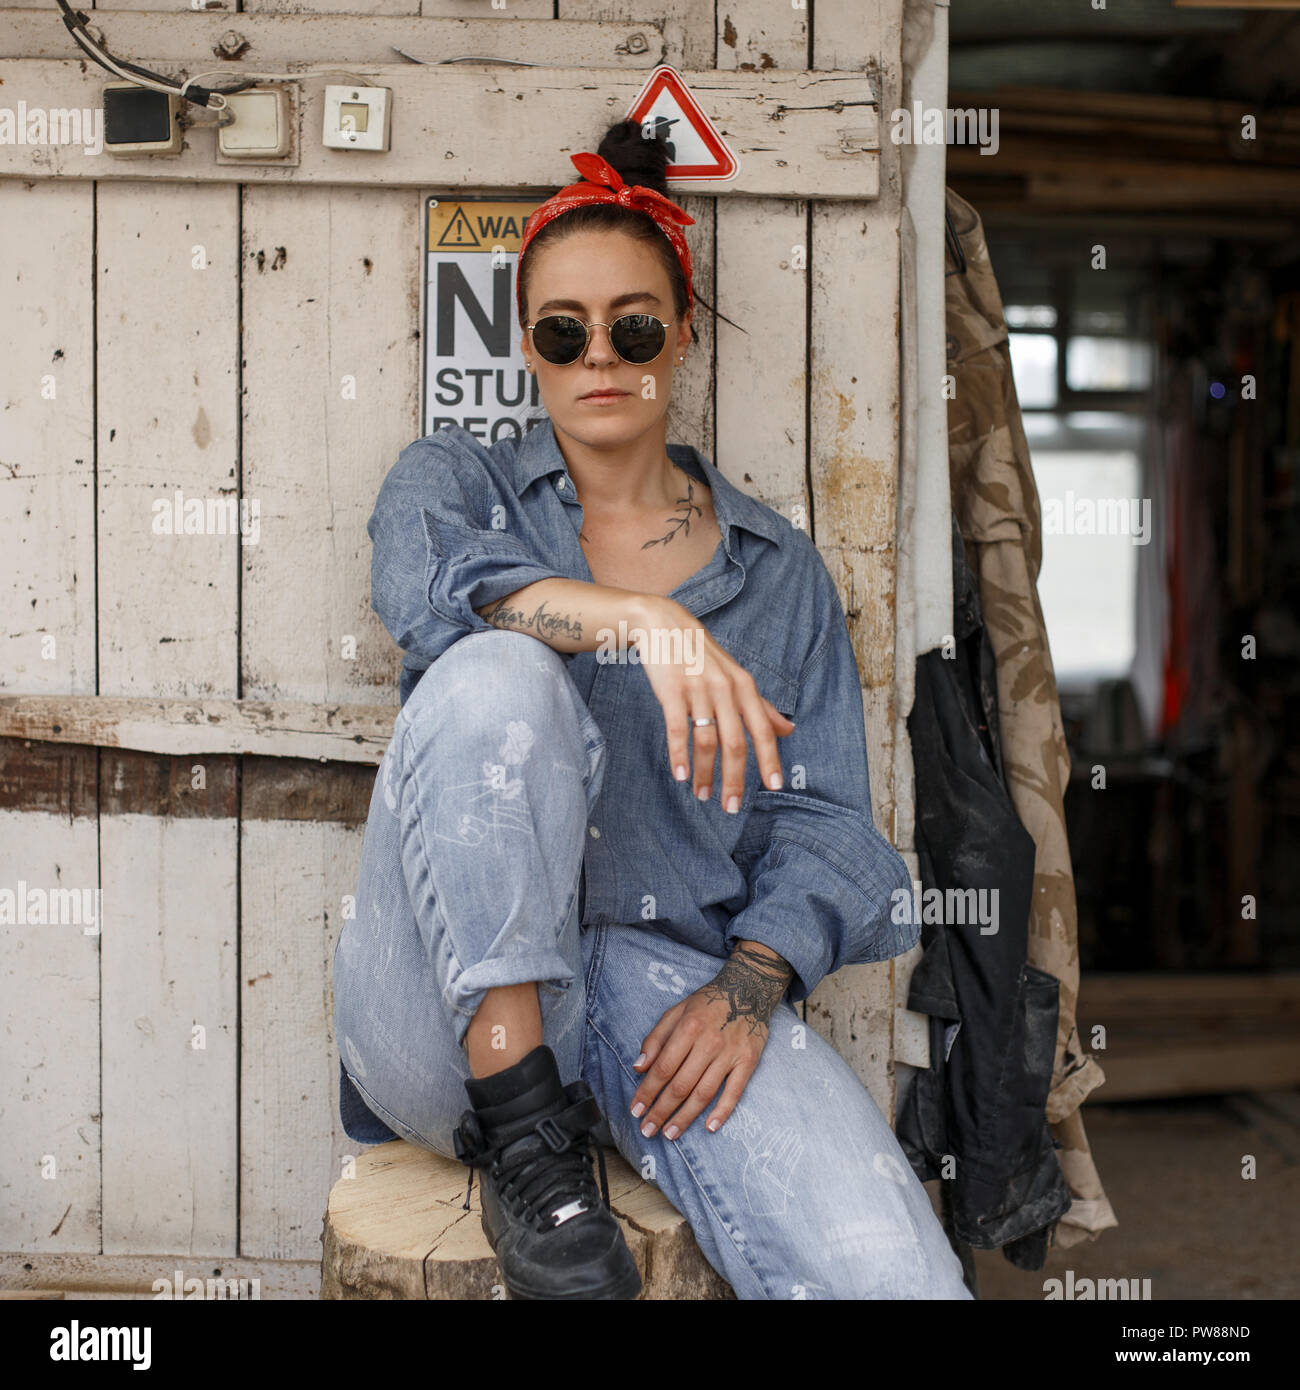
[422,195,546,441]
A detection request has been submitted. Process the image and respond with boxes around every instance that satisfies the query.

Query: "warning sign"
[624,65,739,181]
[422,196,545,441]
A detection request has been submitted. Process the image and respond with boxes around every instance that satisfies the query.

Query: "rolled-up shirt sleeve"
[367,431,570,687]
[724,558,917,1003]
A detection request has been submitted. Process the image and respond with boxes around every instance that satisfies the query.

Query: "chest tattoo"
[642,476,703,549]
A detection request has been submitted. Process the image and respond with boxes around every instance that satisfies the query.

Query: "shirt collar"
[513,416,786,552]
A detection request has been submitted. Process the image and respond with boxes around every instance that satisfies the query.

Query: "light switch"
[218,88,291,158]
[323,86,391,152]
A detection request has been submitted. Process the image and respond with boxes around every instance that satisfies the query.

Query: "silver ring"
[692,717,716,728]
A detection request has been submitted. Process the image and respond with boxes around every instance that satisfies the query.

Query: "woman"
[333,120,972,1302]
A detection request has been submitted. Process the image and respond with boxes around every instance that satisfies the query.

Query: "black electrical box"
[103,83,181,154]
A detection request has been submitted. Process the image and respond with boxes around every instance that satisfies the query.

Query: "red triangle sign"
[624,65,739,181]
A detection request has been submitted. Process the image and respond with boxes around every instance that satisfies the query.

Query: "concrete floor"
[952,1090,1300,1300]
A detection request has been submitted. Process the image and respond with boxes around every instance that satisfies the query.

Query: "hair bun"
[594,118,672,197]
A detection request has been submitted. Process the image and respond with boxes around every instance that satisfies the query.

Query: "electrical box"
[103,83,182,156]
[323,86,391,152]
[218,88,293,159]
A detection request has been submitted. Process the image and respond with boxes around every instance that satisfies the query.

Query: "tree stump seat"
[320,1139,735,1300]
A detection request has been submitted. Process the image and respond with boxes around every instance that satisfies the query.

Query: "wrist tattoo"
[485,596,582,642]
[701,943,793,1036]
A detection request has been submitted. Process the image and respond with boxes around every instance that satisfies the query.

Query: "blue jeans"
[333,630,972,1300]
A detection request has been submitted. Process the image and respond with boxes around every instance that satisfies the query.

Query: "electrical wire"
[178,70,376,103]
[55,1,376,111]
[56,0,222,107]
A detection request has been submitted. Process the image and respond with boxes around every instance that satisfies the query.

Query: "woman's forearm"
[473,578,675,655]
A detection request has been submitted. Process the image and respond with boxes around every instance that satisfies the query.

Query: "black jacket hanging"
[895,514,1072,1268]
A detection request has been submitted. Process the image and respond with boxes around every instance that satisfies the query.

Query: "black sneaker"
[452,1045,642,1300]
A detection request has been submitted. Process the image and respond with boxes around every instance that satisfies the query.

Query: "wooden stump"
[320,1139,735,1300]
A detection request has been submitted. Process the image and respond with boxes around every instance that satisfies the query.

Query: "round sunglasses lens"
[532,316,586,364]
[610,314,666,364]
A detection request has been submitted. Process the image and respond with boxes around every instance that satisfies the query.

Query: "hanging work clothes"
[897,515,1072,1265]
[938,186,1115,1248]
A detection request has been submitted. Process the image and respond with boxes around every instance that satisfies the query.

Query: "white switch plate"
[218,88,292,158]
[323,85,391,152]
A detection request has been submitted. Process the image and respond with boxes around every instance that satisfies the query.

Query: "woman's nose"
[583,323,618,365]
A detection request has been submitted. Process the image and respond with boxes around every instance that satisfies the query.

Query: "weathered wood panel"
[239,810,366,1260]
[96,182,240,696]
[0,694,396,763]
[1,8,646,66]
[0,178,102,1252]
[0,1250,319,1299]
[0,180,97,696]
[0,62,878,199]
[98,750,239,1255]
[802,0,904,1119]
[0,747,100,1253]
[95,174,242,1255]
[240,185,419,703]
[713,2,809,527]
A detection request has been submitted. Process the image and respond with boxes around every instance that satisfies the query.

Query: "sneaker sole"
[481,1210,643,1300]
[504,1265,643,1301]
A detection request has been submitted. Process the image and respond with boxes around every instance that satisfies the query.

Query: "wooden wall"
[0,0,910,1294]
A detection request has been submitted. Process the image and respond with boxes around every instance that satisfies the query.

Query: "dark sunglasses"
[525,313,674,366]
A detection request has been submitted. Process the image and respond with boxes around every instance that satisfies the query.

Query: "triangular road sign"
[624,65,739,181]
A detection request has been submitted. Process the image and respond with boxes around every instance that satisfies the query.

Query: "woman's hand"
[628,595,795,809]
[628,942,794,1140]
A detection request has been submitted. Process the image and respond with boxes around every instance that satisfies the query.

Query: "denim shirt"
[366,417,918,1007]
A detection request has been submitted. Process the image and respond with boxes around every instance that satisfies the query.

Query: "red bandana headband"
[516,151,695,323]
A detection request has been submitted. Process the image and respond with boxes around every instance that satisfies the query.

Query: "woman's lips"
[580,391,630,403]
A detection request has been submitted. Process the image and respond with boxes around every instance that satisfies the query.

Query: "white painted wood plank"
[0,180,96,696]
[0,62,878,199]
[239,0,550,16]
[99,814,238,1255]
[239,817,363,1260]
[96,182,239,697]
[1,6,630,60]
[713,1,808,521]
[665,192,716,460]
[0,1250,319,1299]
[0,694,396,762]
[95,177,241,1255]
[804,0,904,1120]
[556,0,716,69]
[0,809,101,1253]
[240,185,419,704]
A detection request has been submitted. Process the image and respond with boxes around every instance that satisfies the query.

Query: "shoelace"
[461,1118,611,1229]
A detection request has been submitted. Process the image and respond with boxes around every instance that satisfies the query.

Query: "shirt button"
[556,477,567,491]
[588,825,600,838]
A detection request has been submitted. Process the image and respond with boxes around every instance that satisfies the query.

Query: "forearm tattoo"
[484,596,582,642]
[642,476,703,549]
[701,943,794,1036]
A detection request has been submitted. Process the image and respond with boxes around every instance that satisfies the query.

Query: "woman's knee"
[402,630,589,748]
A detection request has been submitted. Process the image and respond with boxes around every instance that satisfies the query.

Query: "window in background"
[999,259,1154,691]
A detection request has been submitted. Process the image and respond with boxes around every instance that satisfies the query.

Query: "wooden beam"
[1174,0,1300,9]
[950,83,1300,131]
[0,694,395,763]
[0,8,663,67]
[0,61,878,198]
[0,1252,319,1299]
[948,142,1300,197]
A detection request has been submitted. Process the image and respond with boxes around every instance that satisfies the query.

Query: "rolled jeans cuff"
[445,950,578,1047]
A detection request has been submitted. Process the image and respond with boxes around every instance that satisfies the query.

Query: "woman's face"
[520,228,693,451]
